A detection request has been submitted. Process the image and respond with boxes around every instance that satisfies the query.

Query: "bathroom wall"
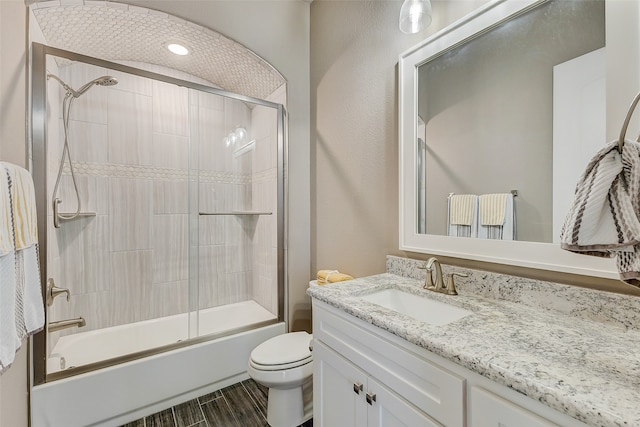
[47,61,281,339]
[0,1,29,426]
[310,0,491,278]
[311,0,640,293]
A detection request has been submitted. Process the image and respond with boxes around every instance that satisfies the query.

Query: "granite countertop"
[307,272,640,427]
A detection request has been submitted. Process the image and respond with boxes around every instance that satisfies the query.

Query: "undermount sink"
[359,288,472,326]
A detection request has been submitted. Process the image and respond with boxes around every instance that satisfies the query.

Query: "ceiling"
[31,1,286,100]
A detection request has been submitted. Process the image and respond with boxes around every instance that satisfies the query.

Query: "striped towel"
[560,140,640,285]
[2,163,38,250]
[449,194,477,226]
[479,193,509,226]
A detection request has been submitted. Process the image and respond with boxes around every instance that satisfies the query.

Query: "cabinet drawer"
[313,301,465,427]
[470,387,558,427]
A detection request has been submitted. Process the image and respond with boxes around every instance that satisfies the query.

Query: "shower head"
[47,73,118,98]
[74,76,118,97]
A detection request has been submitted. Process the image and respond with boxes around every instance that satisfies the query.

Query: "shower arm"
[47,73,77,97]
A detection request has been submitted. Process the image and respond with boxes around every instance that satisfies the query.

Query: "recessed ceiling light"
[167,43,189,56]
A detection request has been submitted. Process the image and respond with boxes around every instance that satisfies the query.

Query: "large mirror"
[399,0,618,278]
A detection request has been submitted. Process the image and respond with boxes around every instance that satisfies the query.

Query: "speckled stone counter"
[307,256,640,427]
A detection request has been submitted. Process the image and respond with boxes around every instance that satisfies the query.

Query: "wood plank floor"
[120,379,313,427]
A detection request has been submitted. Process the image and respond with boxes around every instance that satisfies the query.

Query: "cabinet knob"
[366,392,377,405]
[353,382,363,394]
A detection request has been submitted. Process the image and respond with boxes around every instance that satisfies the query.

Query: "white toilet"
[247,331,313,427]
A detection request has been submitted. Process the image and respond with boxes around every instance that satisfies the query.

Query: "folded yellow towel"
[479,193,509,226]
[449,194,477,226]
[317,269,353,285]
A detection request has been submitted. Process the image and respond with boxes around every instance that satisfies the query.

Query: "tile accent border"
[64,161,251,184]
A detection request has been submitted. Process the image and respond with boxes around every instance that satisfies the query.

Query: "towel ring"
[618,92,640,153]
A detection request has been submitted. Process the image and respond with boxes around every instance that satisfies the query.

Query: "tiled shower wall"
[46,61,282,346]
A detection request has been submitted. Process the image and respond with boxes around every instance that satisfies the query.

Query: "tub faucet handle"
[46,278,70,306]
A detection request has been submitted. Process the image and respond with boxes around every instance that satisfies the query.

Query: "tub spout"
[48,317,86,333]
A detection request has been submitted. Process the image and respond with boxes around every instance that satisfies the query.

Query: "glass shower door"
[32,43,285,385]
[43,56,193,376]
[190,90,281,339]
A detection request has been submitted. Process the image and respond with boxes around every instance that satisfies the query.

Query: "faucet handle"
[422,266,435,289]
[445,272,467,295]
[46,278,71,306]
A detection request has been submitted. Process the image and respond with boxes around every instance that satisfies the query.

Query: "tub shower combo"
[30,39,287,426]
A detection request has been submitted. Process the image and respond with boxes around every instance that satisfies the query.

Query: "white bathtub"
[31,301,284,427]
[46,300,277,374]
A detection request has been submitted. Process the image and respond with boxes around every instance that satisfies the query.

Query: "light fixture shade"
[399,0,432,34]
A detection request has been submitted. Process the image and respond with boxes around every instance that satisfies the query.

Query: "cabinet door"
[470,387,558,427]
[313,341,368,427]
[366,377,442,427]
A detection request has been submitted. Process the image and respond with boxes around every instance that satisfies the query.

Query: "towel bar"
[618,91,640,153]
[448,190,517,198]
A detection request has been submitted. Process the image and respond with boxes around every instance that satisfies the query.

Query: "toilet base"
[266,377,312,427]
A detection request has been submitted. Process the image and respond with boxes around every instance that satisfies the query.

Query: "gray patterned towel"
[560,140,640,286]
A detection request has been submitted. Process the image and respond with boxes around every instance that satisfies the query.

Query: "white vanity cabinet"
[312,299,587,427]
[313,300,465,427]
[314,340,441,427]
[470,386,557,427]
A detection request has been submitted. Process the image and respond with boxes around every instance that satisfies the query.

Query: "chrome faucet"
[48,317,86,333]
[423,257,467,295]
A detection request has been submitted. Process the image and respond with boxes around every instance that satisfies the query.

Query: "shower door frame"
[30,42,287,386]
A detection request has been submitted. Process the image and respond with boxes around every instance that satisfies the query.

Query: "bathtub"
[31,300,284,427]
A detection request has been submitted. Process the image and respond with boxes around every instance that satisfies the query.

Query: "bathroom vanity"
[308,258,640,427]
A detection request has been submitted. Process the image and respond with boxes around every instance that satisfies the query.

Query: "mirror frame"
[398,0,617,279]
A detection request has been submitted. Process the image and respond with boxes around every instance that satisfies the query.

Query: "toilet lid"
[250,332,312,367]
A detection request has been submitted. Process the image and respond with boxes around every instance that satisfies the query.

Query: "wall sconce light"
[399,0,432,34]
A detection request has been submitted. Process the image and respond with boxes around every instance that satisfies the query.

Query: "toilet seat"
[249,332,312,371]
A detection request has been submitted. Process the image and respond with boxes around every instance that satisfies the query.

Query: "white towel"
[477,193,515,240]
[0,162,44,373]
[20,245,44,337]
[447,195,478,238]
[0,251,19,373]
[560,140,640,286]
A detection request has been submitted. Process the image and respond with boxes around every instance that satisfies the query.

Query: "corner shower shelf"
[199,211,272,216]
